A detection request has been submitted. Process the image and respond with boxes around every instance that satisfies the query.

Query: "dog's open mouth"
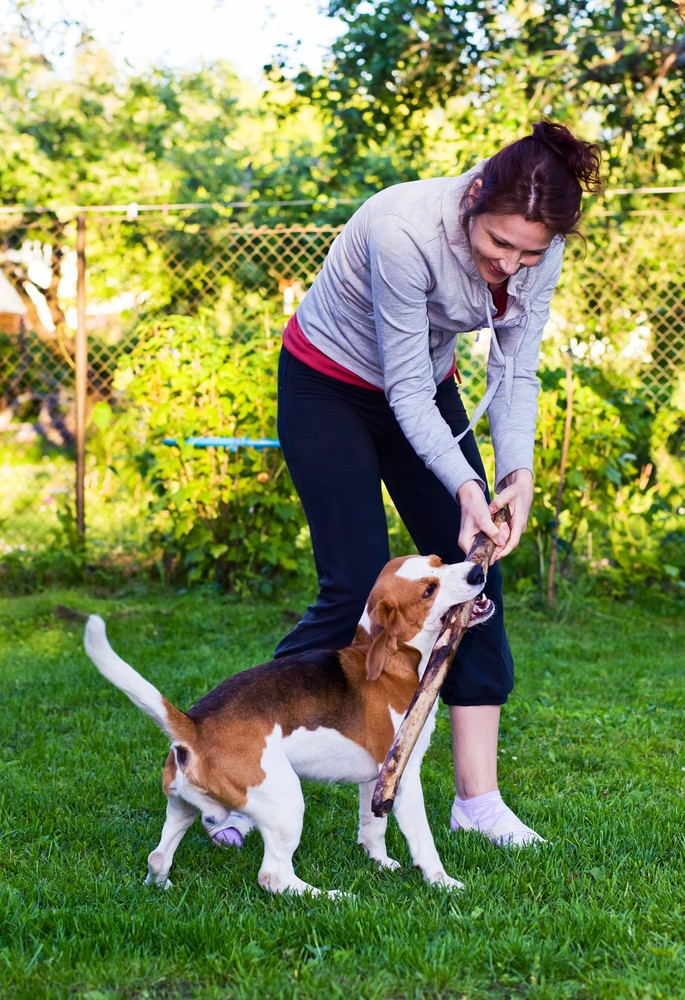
[439,594,495,629]
[468,593,495,626]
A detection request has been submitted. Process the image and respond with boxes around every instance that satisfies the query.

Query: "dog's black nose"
[466,564,485,587]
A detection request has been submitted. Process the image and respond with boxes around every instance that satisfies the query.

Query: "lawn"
[0,580,683,999]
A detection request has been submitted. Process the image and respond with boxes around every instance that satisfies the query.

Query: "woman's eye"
[423,582,437,599]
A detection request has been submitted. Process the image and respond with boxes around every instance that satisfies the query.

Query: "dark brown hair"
[461,118,603,238]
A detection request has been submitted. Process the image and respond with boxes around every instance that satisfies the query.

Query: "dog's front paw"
[426,869,464,890]
[358,840,400,871]
[145,871,173,890]
[146,849,173,889]
[375,855,401,871]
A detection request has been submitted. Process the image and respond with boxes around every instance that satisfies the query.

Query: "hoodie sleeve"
[487,239,565,492]
[368,215,485,497]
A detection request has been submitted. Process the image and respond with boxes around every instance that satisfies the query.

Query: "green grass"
[0,582,683,999]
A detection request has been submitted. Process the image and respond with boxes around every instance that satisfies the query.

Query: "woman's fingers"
[487,471,533,561]
[457,483,508,556]
[490,469,533,562]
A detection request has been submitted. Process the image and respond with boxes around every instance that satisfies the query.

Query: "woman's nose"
[496,253,520,275]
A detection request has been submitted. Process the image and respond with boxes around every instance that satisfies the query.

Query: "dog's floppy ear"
[365,598,398,681]
[365,598,420,681]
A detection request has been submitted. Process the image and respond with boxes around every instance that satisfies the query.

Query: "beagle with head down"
[83,554,494,896]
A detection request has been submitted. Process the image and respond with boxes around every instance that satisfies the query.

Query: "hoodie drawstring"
[453,285,518,444]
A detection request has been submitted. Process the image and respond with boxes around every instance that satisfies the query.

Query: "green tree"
[0,27,252,338]
[283,0,685,185]
[0,7,354,347]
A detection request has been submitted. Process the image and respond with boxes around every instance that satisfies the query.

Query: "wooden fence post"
[75,213,87,540]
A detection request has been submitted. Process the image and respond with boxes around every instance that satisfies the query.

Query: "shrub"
[508,354,684,603]
[104,313,310,593]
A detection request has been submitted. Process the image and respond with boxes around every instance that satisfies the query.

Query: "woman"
[218,119,602,851]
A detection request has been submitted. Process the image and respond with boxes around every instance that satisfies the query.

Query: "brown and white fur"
[83,554,494,896]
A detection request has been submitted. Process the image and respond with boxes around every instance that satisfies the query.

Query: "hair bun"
[532,118,604,193]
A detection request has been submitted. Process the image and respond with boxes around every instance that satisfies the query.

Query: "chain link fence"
[1,192,683,563]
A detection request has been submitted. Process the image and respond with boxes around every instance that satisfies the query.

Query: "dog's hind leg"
[246,758,330,896]
[357,778,400,871]
[145,795,198,889]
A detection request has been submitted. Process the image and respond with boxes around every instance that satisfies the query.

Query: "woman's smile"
[469,213,553,285]
[484,259,510,281]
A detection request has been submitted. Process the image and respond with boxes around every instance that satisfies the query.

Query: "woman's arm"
[368,216,485,499]
[488,241,564,494]
[481,243,564,558]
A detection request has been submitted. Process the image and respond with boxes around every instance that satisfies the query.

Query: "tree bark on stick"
[372,508,507,818]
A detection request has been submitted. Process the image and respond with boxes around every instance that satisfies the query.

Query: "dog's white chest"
[278,725,379,783]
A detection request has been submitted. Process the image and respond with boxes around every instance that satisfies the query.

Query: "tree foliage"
[0,13,338,356]
[0,0,682,600]
[282,0,685,184]
[0,28,246,347]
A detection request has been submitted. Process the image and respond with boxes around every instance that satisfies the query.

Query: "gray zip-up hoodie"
[296,166,565,498]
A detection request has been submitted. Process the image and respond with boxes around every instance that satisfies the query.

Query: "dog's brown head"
[361,555,495,681]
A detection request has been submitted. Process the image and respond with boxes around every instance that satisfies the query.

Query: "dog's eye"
[423,582,437,599]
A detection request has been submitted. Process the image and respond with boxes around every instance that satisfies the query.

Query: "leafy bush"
[5,308,678,605]
[508,354,684,603]
[104,313,310,593]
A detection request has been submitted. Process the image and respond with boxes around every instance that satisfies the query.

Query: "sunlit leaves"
[285,0,685,185]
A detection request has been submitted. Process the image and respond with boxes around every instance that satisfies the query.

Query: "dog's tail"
[84,615,193,743]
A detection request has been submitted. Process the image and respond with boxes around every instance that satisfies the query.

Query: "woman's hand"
[488,468,534,562]
[456,480,509,557]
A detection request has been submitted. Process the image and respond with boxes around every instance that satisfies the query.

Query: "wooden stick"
[371,509,507,818]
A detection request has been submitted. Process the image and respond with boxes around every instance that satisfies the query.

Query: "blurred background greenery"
[0,0,683,605]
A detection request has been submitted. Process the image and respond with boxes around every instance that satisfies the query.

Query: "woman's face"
[469,212,554,284]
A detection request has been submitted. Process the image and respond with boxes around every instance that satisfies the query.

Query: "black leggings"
[275,348,514,706]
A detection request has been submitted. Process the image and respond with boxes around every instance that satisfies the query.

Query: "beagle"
[83,554,494,896]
